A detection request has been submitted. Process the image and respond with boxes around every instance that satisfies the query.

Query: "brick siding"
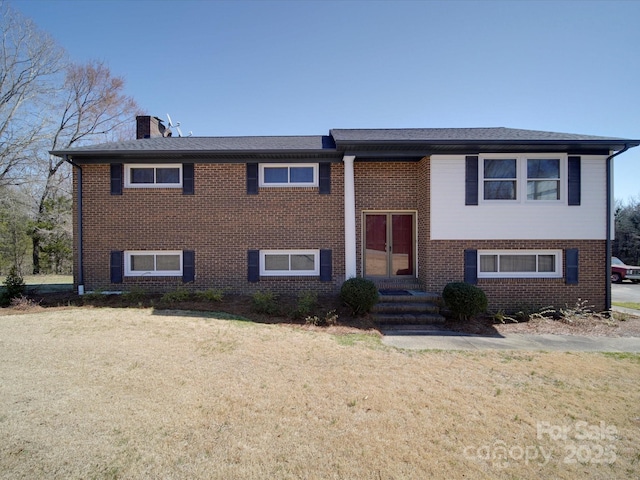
[74,163,344,294]
[425,239,606,312]
[74,158,608,310]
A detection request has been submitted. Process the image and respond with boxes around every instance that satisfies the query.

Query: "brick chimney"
[136,116,170,139]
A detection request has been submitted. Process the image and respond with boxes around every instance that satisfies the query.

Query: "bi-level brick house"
[52,116,639,311]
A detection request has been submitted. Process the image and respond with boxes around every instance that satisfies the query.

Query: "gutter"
[63,155,85,295]
[605,144,631,311]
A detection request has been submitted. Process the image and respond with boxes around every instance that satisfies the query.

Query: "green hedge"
[442,282,487,320]
[340,277,379,316]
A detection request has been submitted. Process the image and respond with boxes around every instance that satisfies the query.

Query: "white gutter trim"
[343,155,357,279]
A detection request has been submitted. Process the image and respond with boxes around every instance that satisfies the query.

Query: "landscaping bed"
[3,290,640,338]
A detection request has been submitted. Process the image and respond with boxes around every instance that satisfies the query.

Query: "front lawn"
[1,308,638,479]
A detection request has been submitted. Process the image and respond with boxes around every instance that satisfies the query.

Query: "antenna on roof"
[166,113,192,137]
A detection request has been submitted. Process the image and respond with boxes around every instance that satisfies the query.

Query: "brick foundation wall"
[75,163,344,294]
[425,239,607,312]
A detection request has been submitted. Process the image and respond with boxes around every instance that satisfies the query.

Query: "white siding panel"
[430,155,607,240]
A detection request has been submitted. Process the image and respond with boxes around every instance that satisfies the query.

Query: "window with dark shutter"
[182,250,195,283]
[248,250,260,282]
[568,157,581,206]
[111,164,123,195]
[319,163,331,194]
[464,249,478,284]
[465,156,479,205]
[110,250,123,283]
[182,163,194,195]
[320,249,332,281]
[247,164,259,195]
[565,248,579,284]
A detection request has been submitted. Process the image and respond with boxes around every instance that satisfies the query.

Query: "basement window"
[260,250,319,276]
[478,250,562,278]
[124,251,183,276]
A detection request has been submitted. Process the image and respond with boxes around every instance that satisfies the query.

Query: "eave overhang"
[60,150,344,164]
[52,135,640,164]
[335,139,640,161]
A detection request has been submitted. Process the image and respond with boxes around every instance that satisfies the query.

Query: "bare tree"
[0,186,31,274]
[1,4,141,274]
[30,61,139,273]
[0,0,64,186]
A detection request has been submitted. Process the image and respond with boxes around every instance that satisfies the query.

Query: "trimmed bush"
[340,277,379,316]
[251,291,280,315]
[291,291,318,319]
[160,287,191,305]
[442,282,488,320]
[195,288,224,303]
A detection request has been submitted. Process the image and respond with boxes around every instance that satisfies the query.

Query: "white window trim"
[479,154,567,204]
[259,249,320,276]
[124,164,183,188]
[259,163,319,187]
[124,250,183,277]
[477,249,563,279]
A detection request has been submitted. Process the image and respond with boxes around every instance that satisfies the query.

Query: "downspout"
[605,144,630,311]
[63,155,85,295]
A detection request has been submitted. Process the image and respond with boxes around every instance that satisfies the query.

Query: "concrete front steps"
[371,279,445,326]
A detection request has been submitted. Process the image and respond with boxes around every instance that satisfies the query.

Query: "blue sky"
[11,0,640,202]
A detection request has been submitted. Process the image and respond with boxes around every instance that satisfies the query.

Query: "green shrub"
[291,291,318,319]
[161,287,191,304]
[122,286,147,303]
[251,291,280,315]
[442,282,488,320]
[340,277,379,316]
[195,288,224,302]
[2,266,26,305]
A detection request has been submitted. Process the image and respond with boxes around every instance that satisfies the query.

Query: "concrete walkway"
[382,329,640,352]
[381,306,640,352]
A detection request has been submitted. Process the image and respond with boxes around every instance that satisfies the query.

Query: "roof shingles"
[51,127,639,157]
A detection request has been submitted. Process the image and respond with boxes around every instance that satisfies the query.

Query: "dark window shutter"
[566,248,579,284]
[182,250,195,283]
[320,249,332,281]
[247,163,259,195]
[319,163,331,194]
[110,250,123,284]
[464,249,478,284]
[465,156,479,205]
[182,163,194,195]
[248,250,260,282]
[568,156,581,206]
[111,163,123,195]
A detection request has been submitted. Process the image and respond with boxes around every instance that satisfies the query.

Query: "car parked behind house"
[611,257,640,283]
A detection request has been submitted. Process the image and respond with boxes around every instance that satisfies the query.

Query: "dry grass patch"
[1,308,639,479]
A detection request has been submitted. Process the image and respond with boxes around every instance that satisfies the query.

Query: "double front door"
[364,212,415,278]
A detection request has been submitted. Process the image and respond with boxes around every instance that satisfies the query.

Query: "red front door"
[364,213,415,277]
